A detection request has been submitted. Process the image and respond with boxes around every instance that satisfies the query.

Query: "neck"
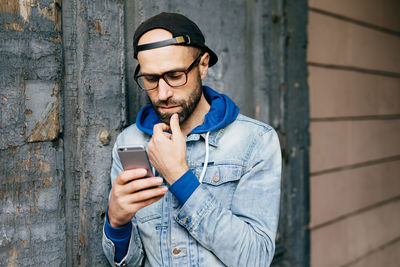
[180,93,210,136]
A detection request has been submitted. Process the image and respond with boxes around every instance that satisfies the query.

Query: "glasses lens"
[164,71,187,87]
[137,75,158,90]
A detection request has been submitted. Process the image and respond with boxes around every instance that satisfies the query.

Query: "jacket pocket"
[197,163,243,208]
[135,199,162,224]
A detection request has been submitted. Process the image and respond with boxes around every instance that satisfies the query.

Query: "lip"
[158,105,179,112]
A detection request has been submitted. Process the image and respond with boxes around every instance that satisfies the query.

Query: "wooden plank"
[307,11,400,73]
[348,239,400,267]
[0,0,65,265]
[62,0,125,265]
[309,0,400,33]
[311,199,400,267]
[0,143,65,265]
[268,0,310,266]
[310,160,400,227]
[310,120,400,173]
[309,66,400,118]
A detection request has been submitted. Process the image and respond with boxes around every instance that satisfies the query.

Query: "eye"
[165,72,184,80]
[143,75,159,82]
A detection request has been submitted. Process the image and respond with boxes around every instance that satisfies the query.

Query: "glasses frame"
[134,53,204,91]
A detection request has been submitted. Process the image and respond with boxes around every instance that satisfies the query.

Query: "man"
[103,12,281,267]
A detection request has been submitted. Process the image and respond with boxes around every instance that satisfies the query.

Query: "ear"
[199,52,210,80]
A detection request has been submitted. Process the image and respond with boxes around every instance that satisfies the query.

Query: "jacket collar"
[185,127,224,147]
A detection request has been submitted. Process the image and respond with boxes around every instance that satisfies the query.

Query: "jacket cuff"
[169,169,200,205]
[174,184,217,231]
[104,210,132,262]
[102,220,144,267]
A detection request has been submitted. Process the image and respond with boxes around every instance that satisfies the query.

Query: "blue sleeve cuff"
[104,210,132,262]
[169,169,200,205]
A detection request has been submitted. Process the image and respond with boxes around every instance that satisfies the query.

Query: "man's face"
[137,29,206,125]
[148,68,202,125]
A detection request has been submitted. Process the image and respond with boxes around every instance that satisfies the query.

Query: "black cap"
[133,12,218,67]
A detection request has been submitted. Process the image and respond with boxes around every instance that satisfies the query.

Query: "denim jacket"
[102,113,281,267]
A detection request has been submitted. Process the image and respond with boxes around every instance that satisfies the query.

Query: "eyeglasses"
[134,53,203,91]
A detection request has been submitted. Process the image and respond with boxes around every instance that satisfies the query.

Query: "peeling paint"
[22,159,33,172]
[37,0,62,31]
[8,146,18,152]
[0,186,5,200]
[0,1,19,15]
[93,19,103,34]
[98,129,110,145]
[4,22,23,31]
[25,81,60,142]
[21,239,28,248]
[7,247,19,267]
[38,161,51,172]
[26,97,59,142]
[34,145,40,156]
[47,34,62,44]
[42,177,52,187]
[1,0,62,30]
[18,0,32,23]
[78,233,85,247]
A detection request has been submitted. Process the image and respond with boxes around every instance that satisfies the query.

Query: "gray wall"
[125,0,270,124]
[0,0,309,266]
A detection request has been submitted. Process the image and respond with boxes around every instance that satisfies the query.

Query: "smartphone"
[117,145,154,177]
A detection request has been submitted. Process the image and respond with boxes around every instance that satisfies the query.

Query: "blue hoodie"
[137,85,238,203]
[105,85,239,263]
[136,85,239,135]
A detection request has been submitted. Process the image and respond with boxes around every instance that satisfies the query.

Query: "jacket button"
[121,263,127,267]
[182,216,188,224]
[173,248,181,255]
[213,173,220,182]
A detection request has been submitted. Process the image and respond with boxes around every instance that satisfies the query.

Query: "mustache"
[154,99,184,107]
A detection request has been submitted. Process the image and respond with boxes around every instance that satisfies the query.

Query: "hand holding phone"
[107,168,167,227]
[108,145,166,227]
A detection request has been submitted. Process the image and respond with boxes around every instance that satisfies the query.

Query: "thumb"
[170,113,182,137]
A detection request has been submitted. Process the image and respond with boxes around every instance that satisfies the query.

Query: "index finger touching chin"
[117,168,148,184]
[153,123,170,135]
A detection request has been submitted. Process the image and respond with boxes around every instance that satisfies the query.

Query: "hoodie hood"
[136,86,239,135]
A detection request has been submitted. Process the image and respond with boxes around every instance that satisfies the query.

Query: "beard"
[150,72,203,125]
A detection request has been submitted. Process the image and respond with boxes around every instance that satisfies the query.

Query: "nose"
[157,77,173,101]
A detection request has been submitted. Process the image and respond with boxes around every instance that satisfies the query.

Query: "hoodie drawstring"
[199,131,210,183]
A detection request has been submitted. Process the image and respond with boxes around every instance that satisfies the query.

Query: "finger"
[161,132,172,139]
[116,168,147,185]
[153,123,170,136]
[126,176,164,194]
[169,113,182,137]
[129,186,168,203]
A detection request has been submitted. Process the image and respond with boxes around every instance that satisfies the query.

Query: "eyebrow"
[140,67,187,76]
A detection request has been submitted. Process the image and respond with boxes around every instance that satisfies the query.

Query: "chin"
[158,110,187,125]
